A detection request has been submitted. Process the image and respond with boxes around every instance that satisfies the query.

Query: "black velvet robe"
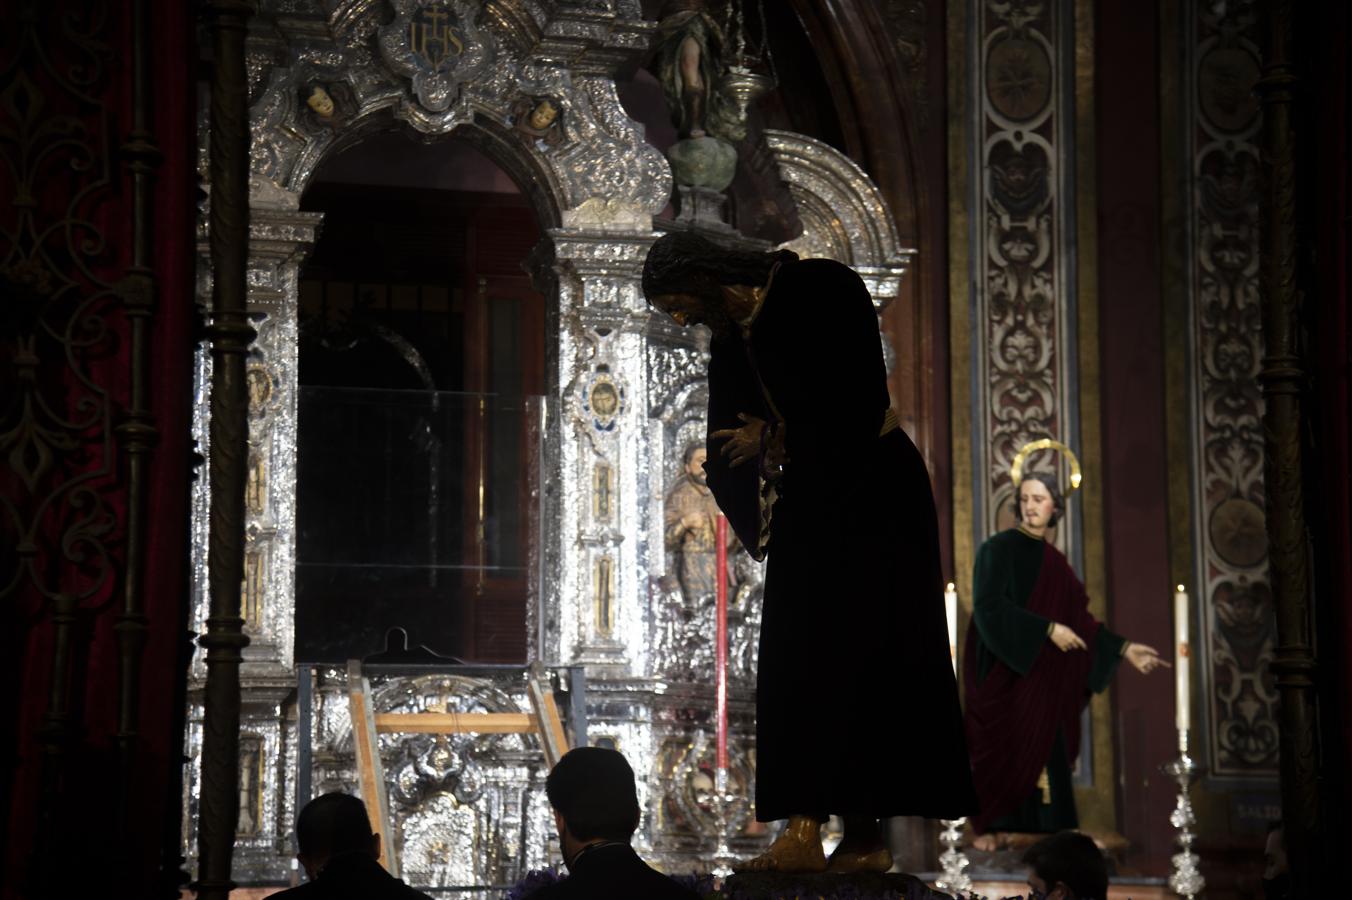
[702,258,977,821]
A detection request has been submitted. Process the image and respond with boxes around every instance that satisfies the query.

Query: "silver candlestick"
[935,817,972,894]
[688,732,742,880]
[708,766,737,878]
[1162,730,1204,899]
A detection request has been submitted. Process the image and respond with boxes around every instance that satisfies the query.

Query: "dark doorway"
[294,132,544,665]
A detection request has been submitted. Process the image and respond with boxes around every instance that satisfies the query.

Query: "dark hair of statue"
[545,747,641,843]
[1021,830,1109,900]
[642,230,799,302]
[1013,470,1065,528]
[296,792,373,857]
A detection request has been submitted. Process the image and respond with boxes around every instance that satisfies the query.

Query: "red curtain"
[2,1,196,896]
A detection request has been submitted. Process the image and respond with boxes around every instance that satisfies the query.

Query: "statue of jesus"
[642,231,977,874]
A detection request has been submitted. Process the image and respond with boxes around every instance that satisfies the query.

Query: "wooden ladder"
[345,660,571,875]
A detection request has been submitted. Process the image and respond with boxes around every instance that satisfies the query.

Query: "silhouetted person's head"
[295,792,381,879]
[1022,830,1108,900]
[545,747,641,867]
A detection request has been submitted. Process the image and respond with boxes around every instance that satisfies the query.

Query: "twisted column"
[196,2,255,898]
[113,0,162,875]
[1256,0,1321,891]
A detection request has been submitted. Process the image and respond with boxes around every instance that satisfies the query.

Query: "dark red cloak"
[963,538,1117,834]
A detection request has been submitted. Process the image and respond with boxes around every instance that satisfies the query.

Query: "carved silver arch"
[187,0,691,885]
[763,129,916,310]
[246,1,669,220]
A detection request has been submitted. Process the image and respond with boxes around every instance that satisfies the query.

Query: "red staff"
[716,514,729,772]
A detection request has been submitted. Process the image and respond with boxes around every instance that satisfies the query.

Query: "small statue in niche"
[300,81,354,129]
[664,443,736,603]
[511,94,564,146]
[653,0,742,143]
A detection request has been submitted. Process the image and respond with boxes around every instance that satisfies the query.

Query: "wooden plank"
[347,660,398,876]
[526,670,570,767]
[540,692,569,763]
[374,712,537,734]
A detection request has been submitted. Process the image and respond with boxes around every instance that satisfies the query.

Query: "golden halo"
[1010,438,1083,495]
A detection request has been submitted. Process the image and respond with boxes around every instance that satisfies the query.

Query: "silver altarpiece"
[183,0,914,886]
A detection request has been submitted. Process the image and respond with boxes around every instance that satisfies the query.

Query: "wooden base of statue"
[723,871,948,899]
[963,828,1130,877]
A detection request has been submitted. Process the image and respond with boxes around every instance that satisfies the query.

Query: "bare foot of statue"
[826,816,892,874]
[734,815,828,873]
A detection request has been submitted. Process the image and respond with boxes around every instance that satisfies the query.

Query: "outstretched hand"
[710,413,766,468]
[1125,642,1170,674]
[1049,623,1087,652]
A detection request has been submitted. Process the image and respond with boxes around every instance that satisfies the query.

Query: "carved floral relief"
[975,0,1071,538]
[1187,0,1275,777]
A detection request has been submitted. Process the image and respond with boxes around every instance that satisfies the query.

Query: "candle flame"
[946,582,956,592]
[1176,584,1185,593]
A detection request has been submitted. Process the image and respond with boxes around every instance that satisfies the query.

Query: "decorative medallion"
[986,35,1053,122]
[1208,497,1267,569]
[585,369,624,431]
[378,0,495,113]
[1198,45,1260,133]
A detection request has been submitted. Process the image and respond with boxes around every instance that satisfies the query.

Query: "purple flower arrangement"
[503,866,567,900]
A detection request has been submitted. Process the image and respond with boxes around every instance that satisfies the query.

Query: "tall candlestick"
[935,581,972,894]
[1174,584,1190,735]
[715,515,729,771]
[944,582,959,675]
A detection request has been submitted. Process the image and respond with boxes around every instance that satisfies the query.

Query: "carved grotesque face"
[306,86,335,118]
[528,99,558,130]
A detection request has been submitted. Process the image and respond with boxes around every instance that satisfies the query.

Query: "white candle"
[945,582,959,676]
[1174,584,1190,733]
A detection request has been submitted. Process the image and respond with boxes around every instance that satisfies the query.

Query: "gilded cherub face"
[528,99,558,131]
[306,85,335,118]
